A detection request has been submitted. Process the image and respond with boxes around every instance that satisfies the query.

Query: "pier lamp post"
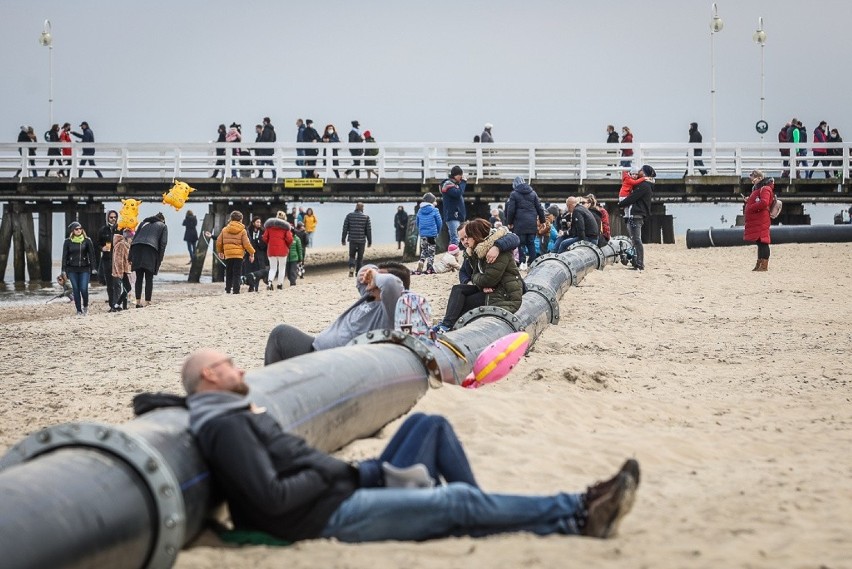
[753,18,767,142]
[39,19,54,127]
[709,3,724,174]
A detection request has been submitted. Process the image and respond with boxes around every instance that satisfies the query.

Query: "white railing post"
[121,147,129,181]
[173,148,181,180]
[528,146,536,181]
[734,147,742,178]
[475,146,482,182]
[579,146,587,182]
[378,144,385,181]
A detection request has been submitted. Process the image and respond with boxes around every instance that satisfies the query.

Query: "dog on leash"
[242,268,270,292]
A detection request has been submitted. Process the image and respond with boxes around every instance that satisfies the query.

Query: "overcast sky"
[2,0,850,145]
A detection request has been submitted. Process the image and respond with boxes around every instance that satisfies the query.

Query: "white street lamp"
[709,3,724,174]
[39,19,54,127]
[753,17,767,142]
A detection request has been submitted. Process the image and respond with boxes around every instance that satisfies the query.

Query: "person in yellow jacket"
[303,207,317,247]
[216,210,255,294]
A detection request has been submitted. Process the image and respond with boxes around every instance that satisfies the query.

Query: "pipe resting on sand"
[0,237,631,569]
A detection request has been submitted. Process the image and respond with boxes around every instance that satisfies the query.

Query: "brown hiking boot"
[581,459,640,538]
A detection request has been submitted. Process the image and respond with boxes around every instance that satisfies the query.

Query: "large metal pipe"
[0,237,631,569]
[686,224,852,248]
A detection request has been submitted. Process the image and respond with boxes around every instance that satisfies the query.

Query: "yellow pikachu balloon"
[118,198,142,232]
[162,180,196,211]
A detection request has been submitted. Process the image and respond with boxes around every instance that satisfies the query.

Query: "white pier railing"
[1,142,849,182]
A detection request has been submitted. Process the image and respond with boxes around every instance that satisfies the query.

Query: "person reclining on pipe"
[182,348,641,543]
[264,262,410,365]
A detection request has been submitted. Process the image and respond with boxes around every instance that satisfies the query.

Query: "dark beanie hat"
[352,120,360,128]
[641,165,656,177]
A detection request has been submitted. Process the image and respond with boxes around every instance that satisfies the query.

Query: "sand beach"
[1,241,850,569]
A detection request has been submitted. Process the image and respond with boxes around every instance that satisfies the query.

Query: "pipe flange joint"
[523,282,560,324]
[528,253,577,286]
[455,305,523,332]
[0,422,185,569]
[349,329,443,389]
[565,241,606,269]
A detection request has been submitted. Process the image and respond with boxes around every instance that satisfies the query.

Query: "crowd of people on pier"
[11,118,845,179]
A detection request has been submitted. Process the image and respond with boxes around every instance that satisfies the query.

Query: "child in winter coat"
[111,229,133,311]
[433,243,462,274]
[286,233,304,286]
[414,192,443,274]
[619,170,645,219]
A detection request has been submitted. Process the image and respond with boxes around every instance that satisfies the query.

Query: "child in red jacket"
[619,170,645,219]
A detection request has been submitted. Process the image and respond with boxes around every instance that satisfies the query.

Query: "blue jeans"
[446,220,461,246]
[518,233,538,265]
[67,270,90,313]
[373,413,477,487]
[556,236,597,254]
[320,483,582,542]
[627,216,645,269]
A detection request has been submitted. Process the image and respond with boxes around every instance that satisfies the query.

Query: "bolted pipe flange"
[523,282,560,324]
[455,305,524,332]
[349,329,443,389]
[0,422,186,569]
[528,253,577,286]
[565,241,606,270]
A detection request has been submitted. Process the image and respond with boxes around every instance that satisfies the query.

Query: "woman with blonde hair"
[584,194,610,246]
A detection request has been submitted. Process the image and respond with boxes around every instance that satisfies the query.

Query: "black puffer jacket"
[188,393,358,541]
[619,179,654,218]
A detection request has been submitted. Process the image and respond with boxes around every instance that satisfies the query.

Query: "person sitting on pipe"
[264,263,407,364]
[182,348,641,543]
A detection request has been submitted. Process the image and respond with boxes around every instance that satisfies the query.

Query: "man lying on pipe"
[264,262,410,365]
[182,348,640,543]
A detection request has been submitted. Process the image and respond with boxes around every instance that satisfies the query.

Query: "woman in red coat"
[263,211,294,289]
[743,169,774,271]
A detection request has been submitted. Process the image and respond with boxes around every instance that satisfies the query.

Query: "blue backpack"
[394,291,433,338]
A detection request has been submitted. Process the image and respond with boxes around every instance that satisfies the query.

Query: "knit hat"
[67,221,82,231]
[448,244,459,253]
[422,192,436,204]
[363,130,372,139]
[547,205,560,218]
[512,176,526,190]
[641,165,656,178]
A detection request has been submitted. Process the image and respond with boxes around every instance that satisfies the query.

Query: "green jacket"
[288,235,303,262]
[467,227,523,312]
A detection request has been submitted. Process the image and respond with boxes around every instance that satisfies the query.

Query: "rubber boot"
[755,259,769,272]
[751,259,762,271]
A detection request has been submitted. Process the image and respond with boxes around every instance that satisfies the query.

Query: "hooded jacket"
[111,234,132,277]
[415,203,442,238]
[313,268,404,351]
[131,216,168,273]
[505,177,546,235]
[743,177,774,243]
[466,226,523,312]
[263,217,294,257]
[216,220,255,260]
[187,391,358,542]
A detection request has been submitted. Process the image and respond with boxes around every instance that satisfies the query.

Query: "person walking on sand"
[414,193,442,275]
[439,166,467,247]
[60,221,96,317]
[129,212,168,308]
[181,347,639,544]
[111,229,133,312]
[743,169,775,272]
[95,210,120,310]
[342,202,372,277]
[505,176,546,270]
[303,207,317,247]
[216,210,255,295]
[263,212,294,290]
